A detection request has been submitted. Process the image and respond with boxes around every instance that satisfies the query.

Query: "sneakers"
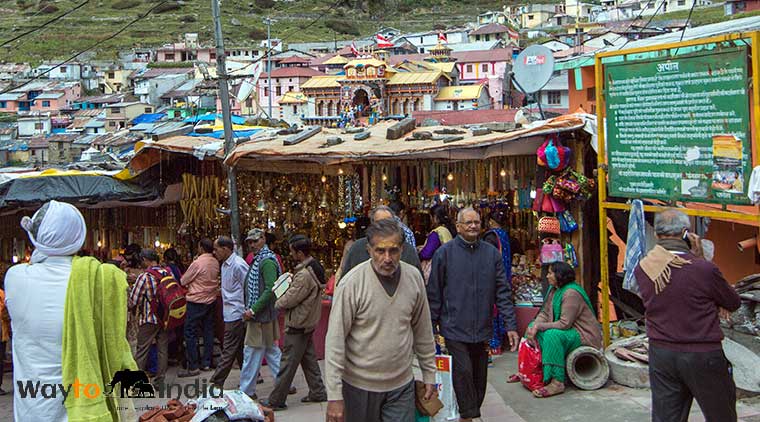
[288,386,297,395]
[177,369,200,378]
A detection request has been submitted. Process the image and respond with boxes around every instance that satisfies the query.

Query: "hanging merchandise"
[537,216,561,237]
[540,238,564,264]
[558,210,578,233]
[543,168,596,204]
[564,242,578,268]
[536,136,572,172]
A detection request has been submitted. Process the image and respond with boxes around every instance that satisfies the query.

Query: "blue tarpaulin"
[184,113,247,125]
[131,113,166,125]
[188,129,261,139]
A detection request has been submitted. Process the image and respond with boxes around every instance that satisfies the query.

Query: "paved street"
[1,352,758,421]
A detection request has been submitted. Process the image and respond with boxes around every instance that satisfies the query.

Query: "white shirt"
[5,256,72,422]
[221,253,249,322]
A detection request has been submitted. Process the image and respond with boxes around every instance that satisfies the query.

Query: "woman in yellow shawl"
[418,204,455,282]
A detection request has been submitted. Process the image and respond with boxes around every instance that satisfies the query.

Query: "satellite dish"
[512,45,555,94]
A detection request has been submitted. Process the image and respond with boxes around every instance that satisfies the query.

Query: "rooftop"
[435,85,486,101]
[470,23,512,36]
[260,67,326,79]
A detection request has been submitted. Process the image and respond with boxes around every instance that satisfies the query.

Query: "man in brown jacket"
[262,235,327,410]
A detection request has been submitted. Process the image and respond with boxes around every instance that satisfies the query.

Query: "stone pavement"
[1,354,758,421]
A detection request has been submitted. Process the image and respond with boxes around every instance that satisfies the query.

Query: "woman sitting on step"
[521,261,602,398]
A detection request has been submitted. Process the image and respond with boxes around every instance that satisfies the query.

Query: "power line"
[679,0,697,42]
[0,0,90,49]
[1,1,169,95]
[616,0,667,51]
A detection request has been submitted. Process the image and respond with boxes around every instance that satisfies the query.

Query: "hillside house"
[131,68,193,105]
[18,114,52,137]
[105,102,154,131]
[0,64,31,81]
[726,0,760,14]
[28,136,49,164]
[0,81,81,114]
[433,85,492,111]
[47,134,81,164]
[72,94,126,110]
[394,28,471,53]
[257,67,327,115]
[468,23,518,46]
[478,10,510,25]
[519,4,560,28]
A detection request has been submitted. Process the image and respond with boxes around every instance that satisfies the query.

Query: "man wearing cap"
[129,249,173,385]
[239,228,283,400]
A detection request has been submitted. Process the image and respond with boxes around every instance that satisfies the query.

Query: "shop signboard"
[604,46,751,204]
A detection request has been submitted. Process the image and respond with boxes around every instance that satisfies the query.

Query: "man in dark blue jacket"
[427,207,518,422]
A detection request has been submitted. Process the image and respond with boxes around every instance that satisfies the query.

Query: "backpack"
[146,267,187,330]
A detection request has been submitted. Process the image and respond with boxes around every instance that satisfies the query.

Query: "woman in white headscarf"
[4,200,86,422]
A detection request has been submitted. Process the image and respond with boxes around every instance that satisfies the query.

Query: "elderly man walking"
[427,207,519,422]
[179,238,221,377]
[239,228,283,400]
[634,209,741,422]
[210,236,249,389]
[325,219,437,422]
[339,205,421,280]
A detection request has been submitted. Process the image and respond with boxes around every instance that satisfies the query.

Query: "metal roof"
[435,85,486,101]
[301,76,342,89]
[387,71,445,85]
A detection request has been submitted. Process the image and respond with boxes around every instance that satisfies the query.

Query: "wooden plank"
[283,125,321,146]
[386,118,416,140]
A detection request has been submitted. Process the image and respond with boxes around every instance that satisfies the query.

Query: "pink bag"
[517,338,544,391]
[540,241,564,264]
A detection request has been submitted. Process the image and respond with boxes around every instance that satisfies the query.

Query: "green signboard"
[604,46,751,205]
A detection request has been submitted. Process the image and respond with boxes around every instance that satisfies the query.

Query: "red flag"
[508,28,519,40]
[438,32,448,43]
[350,41,360,57]
[376,34,394,48]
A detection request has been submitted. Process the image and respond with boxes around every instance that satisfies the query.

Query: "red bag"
[147,267,188,331]
[517,338,544,391]
[325,274,336,296]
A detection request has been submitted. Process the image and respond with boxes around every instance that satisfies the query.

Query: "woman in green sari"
[525,261,602,398]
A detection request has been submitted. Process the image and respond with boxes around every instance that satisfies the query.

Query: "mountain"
[0,0,509,64]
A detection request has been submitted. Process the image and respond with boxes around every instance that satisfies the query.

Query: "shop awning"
[225,114,591,168]
[125,114,594,175]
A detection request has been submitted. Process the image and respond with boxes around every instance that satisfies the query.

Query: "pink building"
[0,81,81,114]
[257,67,326,115]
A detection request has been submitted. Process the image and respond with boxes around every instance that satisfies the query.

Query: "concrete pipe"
[605,335,650,388]
[566,346,610,390]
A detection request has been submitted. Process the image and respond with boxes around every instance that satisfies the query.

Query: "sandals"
[532,381,565,398]
[507,374,522,383]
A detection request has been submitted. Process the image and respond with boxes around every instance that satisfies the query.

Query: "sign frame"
[595,32,760,347]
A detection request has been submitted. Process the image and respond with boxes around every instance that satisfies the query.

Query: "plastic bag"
[517,338,544,391]
[191,390,266,422]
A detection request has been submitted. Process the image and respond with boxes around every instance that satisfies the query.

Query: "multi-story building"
[104,102,154,131]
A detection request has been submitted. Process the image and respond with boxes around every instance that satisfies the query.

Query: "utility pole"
[211,0,242,252]
[263,16,276,118]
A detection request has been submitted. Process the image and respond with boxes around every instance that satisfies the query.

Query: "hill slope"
[0,0,509,64]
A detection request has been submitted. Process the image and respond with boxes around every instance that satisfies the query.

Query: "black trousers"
[650,345,737,422]
[267,328,327,406]
[343,379,415,422]
[210,319,246,387]
[446,339,488,419]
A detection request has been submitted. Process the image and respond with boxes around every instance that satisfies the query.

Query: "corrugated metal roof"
[345,58,388,69]
[387,71,443,85]
[301,76,342,89]
[435,85,485,101]
[0,93,24,101]
[35,92,64,100]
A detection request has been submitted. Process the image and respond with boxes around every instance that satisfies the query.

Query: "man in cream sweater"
[325,218,437,422]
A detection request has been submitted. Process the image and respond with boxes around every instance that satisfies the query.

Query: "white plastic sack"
[432,355,459,422]
[190,390,265,422]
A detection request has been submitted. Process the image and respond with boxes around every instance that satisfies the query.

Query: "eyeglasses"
[458,220,481,227]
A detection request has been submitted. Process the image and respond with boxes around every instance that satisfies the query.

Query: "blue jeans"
[184,301,216,370]
[240,344,281,396]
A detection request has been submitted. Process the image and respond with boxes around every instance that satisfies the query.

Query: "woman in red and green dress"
[525,261,602,398]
